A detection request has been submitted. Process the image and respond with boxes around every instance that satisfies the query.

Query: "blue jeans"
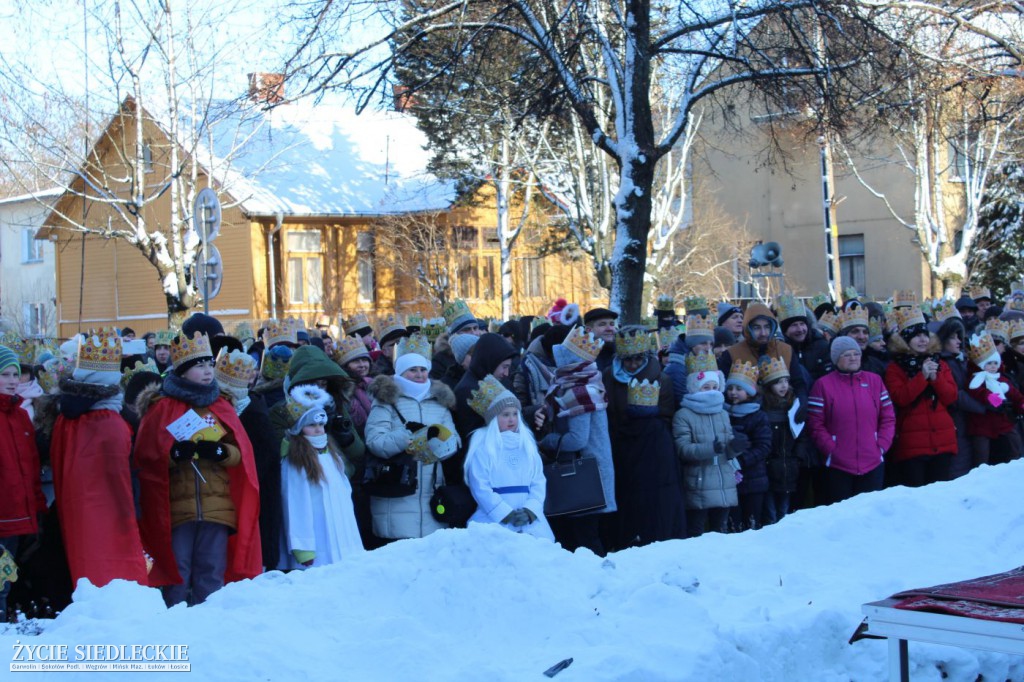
[163,522,229,607]
[764,493,791,525]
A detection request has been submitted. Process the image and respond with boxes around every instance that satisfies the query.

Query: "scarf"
[57,379,124,419]
[727,401,760,417]
[681,389,725,415]
[500,429,522,467]
[233,395,252,416]
[304,433,329,449]
[894,352,929,379]
[394,375,431,402]
[15,379,43,402]
[611,356,649,385]
[969,369,1010,398]
[546,360,608,418]
[523,353,556,405]
[162,373,221,407]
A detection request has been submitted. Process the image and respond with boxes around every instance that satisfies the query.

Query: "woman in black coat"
[937,318,987,479]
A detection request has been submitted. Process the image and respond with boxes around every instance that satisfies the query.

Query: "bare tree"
[372,209,455,310]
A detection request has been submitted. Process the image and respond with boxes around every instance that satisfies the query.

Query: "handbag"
[543,437,607,517]
[430,484,477,527]
[363,405,420,498]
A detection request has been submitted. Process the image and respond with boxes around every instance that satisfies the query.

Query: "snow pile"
[5,462,1024,681]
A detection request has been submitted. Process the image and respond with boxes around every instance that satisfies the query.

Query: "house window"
[22,228,44,263]
[285,229,323,305]
[458,256,480,299]
[522,258,543,298]
[481,255,495,298]
[454,226,478,249]
[143,142,154,174]
[357,232,375,303]
[23,303,46,338]
[838,234,866,297]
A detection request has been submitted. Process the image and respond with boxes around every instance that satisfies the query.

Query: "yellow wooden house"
[40,94,603,339]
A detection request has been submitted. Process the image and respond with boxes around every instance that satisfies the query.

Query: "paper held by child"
[165,409,225,442]
[788,398,804,439]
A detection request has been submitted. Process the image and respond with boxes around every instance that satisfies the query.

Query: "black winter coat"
[763,401,804,494]
[729,403,773,495]
[238,394,283,570]
[941,350,987,480]
[788,330,832,383]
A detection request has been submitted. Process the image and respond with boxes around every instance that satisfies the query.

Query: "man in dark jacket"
[777,295,831,383]
[584,307,618,371]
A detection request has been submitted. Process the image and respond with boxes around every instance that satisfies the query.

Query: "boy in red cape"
[134,330,260,606]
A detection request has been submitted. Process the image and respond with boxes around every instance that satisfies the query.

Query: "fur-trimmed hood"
[134,382,165,421]
[32,392,60,436]
[887,332,941,357]
[251,375,284,396]
[58,377,121,400]
[367,374,456,410]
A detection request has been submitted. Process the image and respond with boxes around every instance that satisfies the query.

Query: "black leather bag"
[430,484,477,527]
[543,446,607,517]
[363,454,418,498]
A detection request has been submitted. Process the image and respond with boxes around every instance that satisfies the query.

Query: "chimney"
[248,73,285,105]
[392,85,417,112]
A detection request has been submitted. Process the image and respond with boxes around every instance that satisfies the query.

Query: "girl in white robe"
[464,376,554,541]
[280,385,364,569]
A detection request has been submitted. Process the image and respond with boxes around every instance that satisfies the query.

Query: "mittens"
[170,441,197,463]
[502,509,533,527]
[194,440,229,462]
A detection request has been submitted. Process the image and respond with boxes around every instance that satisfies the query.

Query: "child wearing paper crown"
[724,360,772,531]
[759,357,805,524]
[280,385,364,568]
[966,331,1024,466]
[463,375,554,540]
[133,331,261,607]
[0,344,47,622]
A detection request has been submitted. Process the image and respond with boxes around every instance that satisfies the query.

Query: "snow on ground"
[5,461,1024,681]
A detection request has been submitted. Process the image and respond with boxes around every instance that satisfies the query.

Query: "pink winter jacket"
[807,370,896,475]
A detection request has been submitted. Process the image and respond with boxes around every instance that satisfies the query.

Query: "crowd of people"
[2,284,1023,619]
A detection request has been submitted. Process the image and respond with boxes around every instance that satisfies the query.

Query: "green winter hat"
[0,345,20,375]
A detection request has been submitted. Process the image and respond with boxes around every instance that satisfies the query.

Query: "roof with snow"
[197,99,456,217]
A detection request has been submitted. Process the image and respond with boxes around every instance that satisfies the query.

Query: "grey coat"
[673,406,739,510]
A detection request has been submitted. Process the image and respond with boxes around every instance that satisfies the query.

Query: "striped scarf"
[546,360,607,418]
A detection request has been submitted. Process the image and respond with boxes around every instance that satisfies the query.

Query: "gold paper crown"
[683,295,708,314]
[345,312,372,334]
[660,324,686,348]
[685,314,715,341]
[758,356,790,384]
[615,329,650,358]
[378,313,405,340]
[153,330,176,347]
[405,313,424,329]
[215,349,257,389]
[422,318,447,342]
[334,336,370,366]
[468,374,517,419]
[1009,319,1024,341]
[868,317,884,340]
[488,319,501,333]
[920,299,934,318]
[77,328,122,373]
[38,357,72,394]
[817,311,840,334]
[442,299,472,326]
[882,301,894,315]
[120,357,159,387]
[170,331,212,369]
[655,294,676,312]
[893,290,918,308]
[838,305,869,331]
[561,325,604,362]
[285,384,331,427]
[775,294,805,322]
[843,286,860,303]
[650,331,662,352]
[233,322,256,343]
[933,299,960,323]
[685,349,718,375]
[892,306,926,333]
[627,378,660,407]
[810,292,832,310]
[395,333,433,361]
[728,359,760,387]
[969,286,992,301]
[985,318,1011,342]
[968,330,999,366]
[708,301,721,321]
[261,346,292,381]
[264,318,298,348]
[1005,298,1024,314]
[0,334,29,364]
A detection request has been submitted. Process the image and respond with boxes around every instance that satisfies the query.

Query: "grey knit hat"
[450,333,479,365]
[830,336,861,365]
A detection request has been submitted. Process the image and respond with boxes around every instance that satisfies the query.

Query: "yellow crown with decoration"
[334,336,370,366]
[405,313,424,329]
[1009,319,1024,341]
[728,359,760,386]
[468,374,519,420]
[233,322,256,344]
[261,346,292,381]
[968,330,1000,366]
[442,299,472,326]
[120,357,159,387]
[817,310,839,334]
[892,306,926,333]
[395,333,433,361]
[215,349,257,389]
[422,317,447,342]
[920,299,934,319]
[263,319,298,348]
[842,286,860,304]
[810,292,832,311]
[1005,298,1024,315]
[683,295,708,315]
[758,356,790,384]
[868,317,884,341]
[893,290,918,308]
[378,312,405,340]
[561,325,604,362]
[660,324,686,349]
[985,318,1011,342]
[775,294,805,323]
[932,299,960,323]
[77,328,122,372]
[655,294,676,312]
[685,349,718,375]
[170,331,212,369]
[0,333,29,365]
[615,328,650,358]
[685,314,715,340]
[345,312,372,334]
[38,357,72,394]
[838,305,869,331]
[627,378,660,407]
[153,330,176,347]
[969,286,993,301]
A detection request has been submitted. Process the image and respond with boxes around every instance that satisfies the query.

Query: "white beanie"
[395,353,431,377]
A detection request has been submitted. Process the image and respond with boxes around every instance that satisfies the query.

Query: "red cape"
[133,396,261,586]
[52,410,149,587]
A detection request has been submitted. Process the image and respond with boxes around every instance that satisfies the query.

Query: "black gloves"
[729,433,751,454]
[329,413,355,448]
[194,440,229,462]
[794,402,808,425]
[170,441,197,463]
[713,439,724,454]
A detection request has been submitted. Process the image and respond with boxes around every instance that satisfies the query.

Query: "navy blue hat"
[182,313,224,339]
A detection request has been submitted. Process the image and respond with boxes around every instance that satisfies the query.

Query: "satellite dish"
[195,245,223,300]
